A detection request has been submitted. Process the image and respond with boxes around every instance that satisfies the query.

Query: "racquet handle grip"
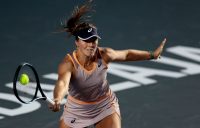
[46,97,55,105]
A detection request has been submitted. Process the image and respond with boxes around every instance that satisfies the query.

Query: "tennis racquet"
[13,62,55,105]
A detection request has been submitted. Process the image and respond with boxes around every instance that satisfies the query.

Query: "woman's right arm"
[50,56,73,112]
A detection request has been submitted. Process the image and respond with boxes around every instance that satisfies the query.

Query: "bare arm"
[50,56,73,112]
[99,38,166,63]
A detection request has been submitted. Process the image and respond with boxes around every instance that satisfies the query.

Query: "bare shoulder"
[98,47,114,53]
[98,47,129,62]
[58,54,74,75]
[98,47,115,63]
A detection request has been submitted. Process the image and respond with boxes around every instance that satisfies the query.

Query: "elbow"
[126,50,134,61]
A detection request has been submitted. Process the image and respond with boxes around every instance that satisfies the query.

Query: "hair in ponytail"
[61,0,96,38]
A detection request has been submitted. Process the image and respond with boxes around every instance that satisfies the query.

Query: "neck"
[76,50,96,67]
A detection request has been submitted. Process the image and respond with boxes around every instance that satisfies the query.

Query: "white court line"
[110,81,141,92]
[43,73,58,80]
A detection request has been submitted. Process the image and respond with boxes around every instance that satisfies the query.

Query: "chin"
[86,53,95,57]
[85,50,96,57]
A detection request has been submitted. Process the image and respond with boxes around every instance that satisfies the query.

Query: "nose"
[87,42,96,47]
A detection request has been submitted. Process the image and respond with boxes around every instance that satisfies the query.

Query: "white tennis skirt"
[60,90,120,128]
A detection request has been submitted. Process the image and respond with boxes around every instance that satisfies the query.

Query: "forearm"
[101,47,154,62]
[126,49,152,61]
[53,80,68,102]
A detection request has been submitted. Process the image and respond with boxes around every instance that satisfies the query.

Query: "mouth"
[87,48,95,52]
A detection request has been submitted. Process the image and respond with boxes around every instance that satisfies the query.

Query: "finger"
[53,103,60,112]
[160,38,166,50]
[49,101,60,112]
[162,38,167,45]
[48,103,54,110]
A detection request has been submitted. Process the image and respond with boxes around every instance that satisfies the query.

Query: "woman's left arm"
[99,38,166,63]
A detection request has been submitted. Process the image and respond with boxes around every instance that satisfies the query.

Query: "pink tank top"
[67,49,109,102]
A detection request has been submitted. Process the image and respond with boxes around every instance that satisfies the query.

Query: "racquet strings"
[16,65,38,103]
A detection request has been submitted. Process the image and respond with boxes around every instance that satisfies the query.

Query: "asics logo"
[88,28,92,32]
[71,118,76,123]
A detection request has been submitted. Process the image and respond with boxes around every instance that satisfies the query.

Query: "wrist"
[53,98,62,103]
[148,51,155,59]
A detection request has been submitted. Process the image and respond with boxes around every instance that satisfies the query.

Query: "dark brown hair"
[62,0,96,39]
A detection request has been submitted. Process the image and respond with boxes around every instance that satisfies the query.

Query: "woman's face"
[75,37,98,57]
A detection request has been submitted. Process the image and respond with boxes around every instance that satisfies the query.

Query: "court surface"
[0,0,200,128]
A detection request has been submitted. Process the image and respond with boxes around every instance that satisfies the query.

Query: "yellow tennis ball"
[20,73,29,85]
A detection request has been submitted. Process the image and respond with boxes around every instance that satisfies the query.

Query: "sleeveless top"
[67,49,110,102]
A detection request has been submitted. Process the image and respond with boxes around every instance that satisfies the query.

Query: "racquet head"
[13,63,40,104]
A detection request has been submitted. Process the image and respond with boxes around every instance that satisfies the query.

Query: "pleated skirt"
[60,90,120,128]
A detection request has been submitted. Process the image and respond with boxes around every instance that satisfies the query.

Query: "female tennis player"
[50,1,166,128]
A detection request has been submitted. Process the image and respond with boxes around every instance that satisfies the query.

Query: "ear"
[75,40,79,47]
